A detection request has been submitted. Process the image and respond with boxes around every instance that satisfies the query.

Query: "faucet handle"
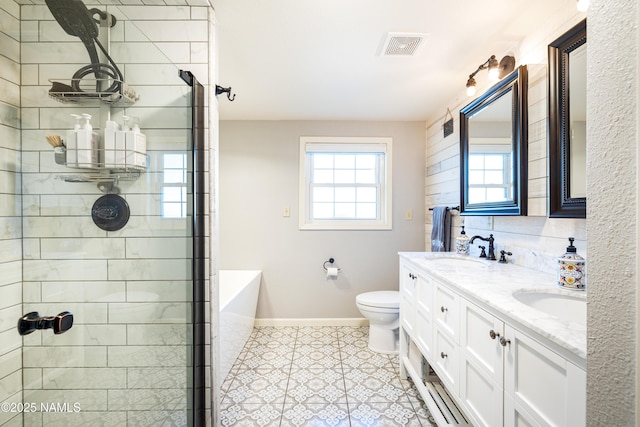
[478,245,487,258]
[498,250,513,264]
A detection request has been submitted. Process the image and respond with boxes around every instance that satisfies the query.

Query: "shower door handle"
[17,311,74,335]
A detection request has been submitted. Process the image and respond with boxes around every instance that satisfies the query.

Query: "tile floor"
[220,326,437,426]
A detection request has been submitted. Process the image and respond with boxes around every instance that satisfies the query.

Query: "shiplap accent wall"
[0,0,23,425]
[425,5,587,269]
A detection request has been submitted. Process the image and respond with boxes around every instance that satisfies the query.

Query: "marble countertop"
[399,252,586,368]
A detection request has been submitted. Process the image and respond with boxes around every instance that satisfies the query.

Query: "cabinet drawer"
[435,283,459,343]
[434,327,459,395]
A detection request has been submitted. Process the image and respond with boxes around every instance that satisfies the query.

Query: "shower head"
[44,0,100,66]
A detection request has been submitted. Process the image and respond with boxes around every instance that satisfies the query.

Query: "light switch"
[282,206,290,217]
[405,209,413,220]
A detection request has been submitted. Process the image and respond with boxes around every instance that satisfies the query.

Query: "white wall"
[587,0,638,424]
[219,120,425,320]
[424,3,587,269]
[0,1,23,425]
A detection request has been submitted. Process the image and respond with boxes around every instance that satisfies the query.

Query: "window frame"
[299,136,392,230]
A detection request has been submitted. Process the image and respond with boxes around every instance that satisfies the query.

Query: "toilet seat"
[356,291,399,309]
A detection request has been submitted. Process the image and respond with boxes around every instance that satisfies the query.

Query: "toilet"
[356,290,400,354]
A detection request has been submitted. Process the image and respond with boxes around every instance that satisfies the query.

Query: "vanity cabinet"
[399,256,586,427]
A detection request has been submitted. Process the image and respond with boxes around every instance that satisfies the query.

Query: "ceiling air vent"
[381,32,428,56]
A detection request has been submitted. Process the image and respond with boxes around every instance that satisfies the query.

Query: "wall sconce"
[465,54,516,96]
[576,0,589,12]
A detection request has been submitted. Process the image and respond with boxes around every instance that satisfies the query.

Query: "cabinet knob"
[440,306,448,313]
[489,329,500,340]
[500,337,511,347]
[440,352,447,359]
[408,273,416,279]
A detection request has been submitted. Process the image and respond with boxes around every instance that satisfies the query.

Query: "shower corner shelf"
[48,78,139,106]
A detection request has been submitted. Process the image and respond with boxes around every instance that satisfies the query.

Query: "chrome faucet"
[470,234,496,260]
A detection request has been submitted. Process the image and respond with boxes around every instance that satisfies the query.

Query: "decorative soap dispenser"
[455,224,470,255]
[557,237,586,290]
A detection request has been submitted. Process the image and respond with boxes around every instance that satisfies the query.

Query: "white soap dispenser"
[65,114,82,167]
[104,119,120,168]
[557,237,586,290]
[455,224,470,255]
[76,113,99,168]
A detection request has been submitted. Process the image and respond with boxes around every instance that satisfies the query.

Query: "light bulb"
[466,85,476,97]
[488,67,499,81]
[576,0,589,11]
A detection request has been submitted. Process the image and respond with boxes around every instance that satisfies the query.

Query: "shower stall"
[0,1,216,425]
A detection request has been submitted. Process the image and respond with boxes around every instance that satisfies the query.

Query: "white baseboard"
[254,318,368,327]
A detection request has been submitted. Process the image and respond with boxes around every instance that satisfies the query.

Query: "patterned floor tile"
[349,401,423,427]
[285,368,347,404]
[280,403,350,427]
[220,403,283,426]
[221,326,439,427]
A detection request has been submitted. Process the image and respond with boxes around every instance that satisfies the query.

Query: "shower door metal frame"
[180,69,207,427]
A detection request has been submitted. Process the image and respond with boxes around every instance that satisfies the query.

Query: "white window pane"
[313,170,334,183]
[164,154,185,168]
[468,188,486,204]
[484,171,504,184]
[486,188,508,201]
[335,203,355,218]
[334,170,355,183]
[356,187,377,203]
[469,171,484,185]
[469,155,484,169]
[313,187,334,202]
[335,187,356,202]
[164,169,185,184]
[355,169,376,184]
[484,155,504,169]
[163,203,183,218]
[163,187,182,202]
[334,154,355,169]
[356,154,377,169]
[357,203,377,219]
[313,154,334,168]
[313,203,334,219]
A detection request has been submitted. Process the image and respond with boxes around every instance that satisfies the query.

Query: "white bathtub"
[219,270,261,381]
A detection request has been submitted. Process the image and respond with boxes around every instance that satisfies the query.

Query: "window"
[468,149,512,204]
[299,137,392,230]
[161,153,188,218]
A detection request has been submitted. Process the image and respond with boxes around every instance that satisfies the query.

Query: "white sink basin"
[424,255,490,268]
[513,290,586,325]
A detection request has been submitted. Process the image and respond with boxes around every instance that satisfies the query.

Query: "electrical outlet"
[405,209,413,220]
[282,206,290,217]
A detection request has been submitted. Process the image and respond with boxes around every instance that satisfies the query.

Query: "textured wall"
[0,1,23,425]
[586,0,638,424]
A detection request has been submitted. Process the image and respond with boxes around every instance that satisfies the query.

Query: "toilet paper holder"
[323,258,341,271]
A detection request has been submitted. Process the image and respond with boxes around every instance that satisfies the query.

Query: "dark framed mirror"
[548,19,586,218]
[460,65,528,216]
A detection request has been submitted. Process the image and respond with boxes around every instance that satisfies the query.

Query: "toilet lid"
[356,291,399,308]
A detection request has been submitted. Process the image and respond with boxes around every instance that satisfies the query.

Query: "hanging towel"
[430,206,451,252]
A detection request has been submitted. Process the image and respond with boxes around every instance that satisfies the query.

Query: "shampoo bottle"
[125,117,147,168]
[65,114,82,167]
[557,237,586,290]
[77,113,100,168]
[104,120,120,168]
[455,225,470,255]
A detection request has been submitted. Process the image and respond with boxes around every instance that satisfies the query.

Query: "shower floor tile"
[220,326,437,426]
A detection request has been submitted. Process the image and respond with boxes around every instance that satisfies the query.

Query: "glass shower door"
[0,2,211,425]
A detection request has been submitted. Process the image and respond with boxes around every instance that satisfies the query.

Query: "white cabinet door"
[460,300,505,427]
[435,282,460,343]
[503,326,586,427]
[400,264,416,337]
[415,273,434,358]
[434,325,459,395]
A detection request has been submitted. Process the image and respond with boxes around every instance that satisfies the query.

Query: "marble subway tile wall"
[17,2,211,426]
[0,0,23,426]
